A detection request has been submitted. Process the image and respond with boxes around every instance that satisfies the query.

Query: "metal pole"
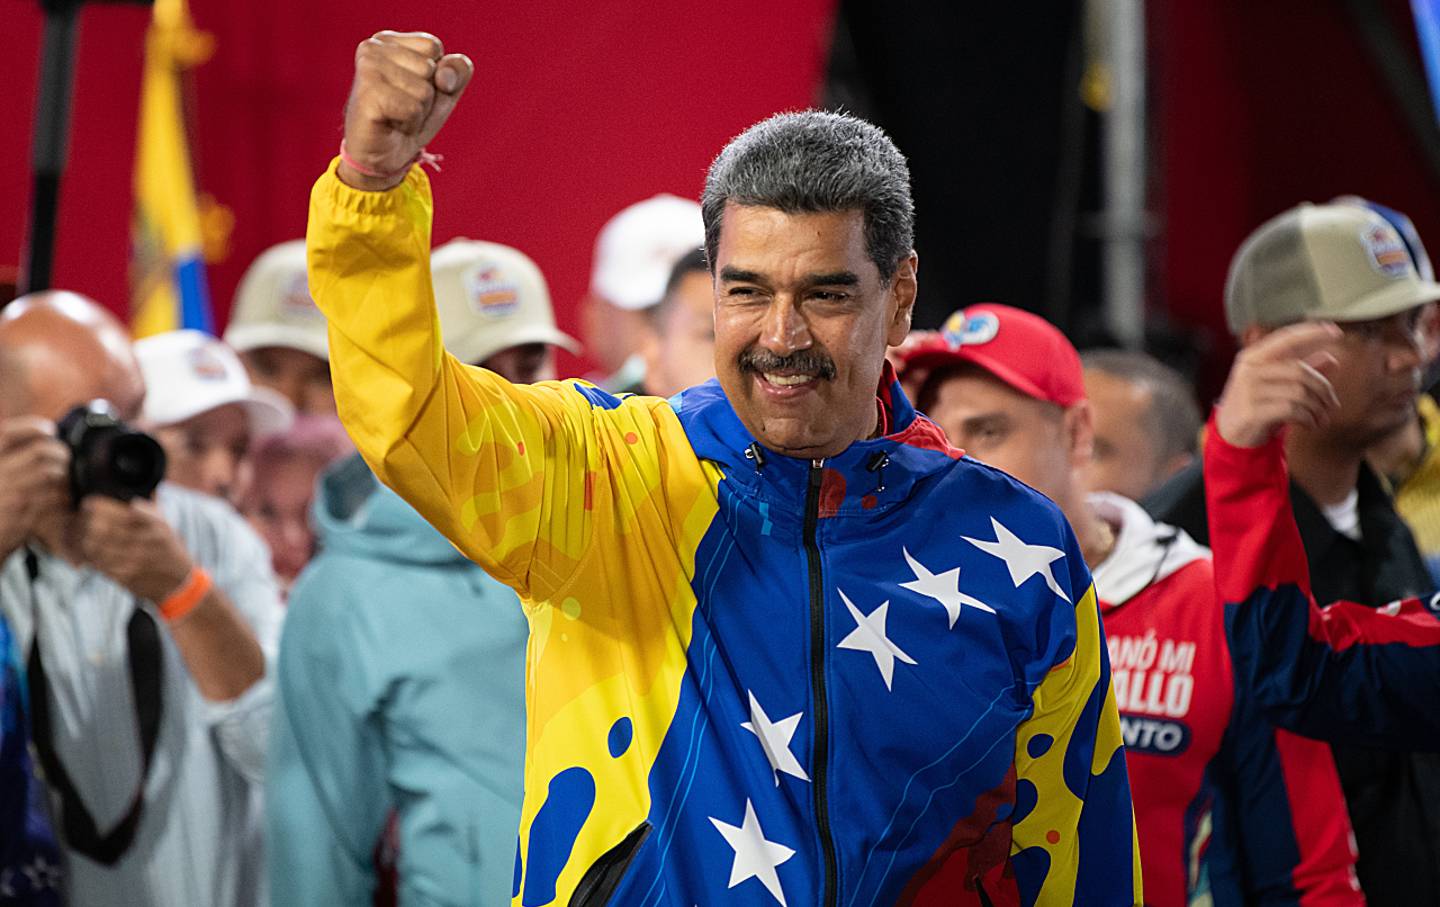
[22,0,83,296]
[1102,0,1147,348]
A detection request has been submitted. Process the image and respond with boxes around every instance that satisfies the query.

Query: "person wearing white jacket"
[0,292,283,907]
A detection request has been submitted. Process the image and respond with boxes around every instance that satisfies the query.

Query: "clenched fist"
[1214,321,1343,448]
[339,31,474,191]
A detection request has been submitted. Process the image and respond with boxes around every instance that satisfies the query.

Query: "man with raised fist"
[307,31,1140,905]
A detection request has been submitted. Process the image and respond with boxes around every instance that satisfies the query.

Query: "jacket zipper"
[804,458,838,906]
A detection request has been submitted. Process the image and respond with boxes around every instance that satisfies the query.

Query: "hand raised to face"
[1215,321,1343,448]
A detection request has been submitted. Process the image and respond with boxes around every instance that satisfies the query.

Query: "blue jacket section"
[0,613,62,905]
[568,380,1138,906]
[1206,422,1440,753]
[1231,586,1440,751]
[268,455,527,906]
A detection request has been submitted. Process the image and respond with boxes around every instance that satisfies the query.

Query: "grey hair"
[1080,348,1203,461]
[701,111,915,281]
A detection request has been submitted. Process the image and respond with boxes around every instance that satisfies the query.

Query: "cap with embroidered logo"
[1225,202,1440,334]
[223,240,329,361]
[135,330,294,436]
[900,303,1086,407]
[431,239,581,366]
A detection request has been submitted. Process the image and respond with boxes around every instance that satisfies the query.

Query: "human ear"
[885,251,919,347]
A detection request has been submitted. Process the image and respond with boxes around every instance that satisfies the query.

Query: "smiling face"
[712,203,915,459]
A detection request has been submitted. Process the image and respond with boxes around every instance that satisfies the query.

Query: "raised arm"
[307,32,597,598]
[1207,322,1440,749]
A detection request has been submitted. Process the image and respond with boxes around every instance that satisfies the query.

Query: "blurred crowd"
[3,131,1440,906]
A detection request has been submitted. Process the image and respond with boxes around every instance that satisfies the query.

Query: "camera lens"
[59,401,167,502]
[106,434,166,497]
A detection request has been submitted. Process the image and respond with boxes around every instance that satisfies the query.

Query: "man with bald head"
[0,291,283,907]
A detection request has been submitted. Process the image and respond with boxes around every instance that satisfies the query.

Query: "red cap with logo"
[900,303,1086,407]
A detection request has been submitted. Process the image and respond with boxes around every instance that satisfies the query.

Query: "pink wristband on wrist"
[338,140,444,182]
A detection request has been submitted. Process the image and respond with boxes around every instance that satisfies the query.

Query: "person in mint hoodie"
[266,453,528,906]
[267,236,579,906]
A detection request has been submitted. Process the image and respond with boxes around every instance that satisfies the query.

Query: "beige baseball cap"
[135,330,294,437]
[1225,202,1440,334]
[431,239,581,366]
[590,194,705,311]
[223,240,330,361]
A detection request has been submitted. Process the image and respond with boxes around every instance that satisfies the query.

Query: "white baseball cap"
[431,239,581,366]
[223,240,330,361]
[135,330,294,437]
[589,194,705,311]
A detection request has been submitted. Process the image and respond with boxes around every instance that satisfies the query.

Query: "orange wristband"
[158,566,213,623]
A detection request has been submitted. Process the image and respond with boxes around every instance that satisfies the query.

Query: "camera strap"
[24,551,164,866]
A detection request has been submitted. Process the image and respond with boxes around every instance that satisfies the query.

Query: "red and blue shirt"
[1093,493,1360,906]
[1206,420,1440,751]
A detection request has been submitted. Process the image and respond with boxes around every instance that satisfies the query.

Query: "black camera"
[57,400,167,503]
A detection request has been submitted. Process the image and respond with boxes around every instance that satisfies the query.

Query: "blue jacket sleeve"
[267,571,390,906]
[1215,678,1361,903]
[1205,417,1440,750]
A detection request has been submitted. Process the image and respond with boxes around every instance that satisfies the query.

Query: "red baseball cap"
[900,303,1086,407]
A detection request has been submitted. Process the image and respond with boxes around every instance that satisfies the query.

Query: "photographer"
[0,292,282,907]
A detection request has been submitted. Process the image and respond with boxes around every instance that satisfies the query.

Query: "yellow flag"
[129,0,214,337]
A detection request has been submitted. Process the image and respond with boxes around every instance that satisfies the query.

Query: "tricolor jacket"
[306,160,1141,906]
[1092,494,1360,906]
[1206,420,1440,752]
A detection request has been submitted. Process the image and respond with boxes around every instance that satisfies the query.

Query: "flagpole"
[22,0,84,296]
[20,0,153,299]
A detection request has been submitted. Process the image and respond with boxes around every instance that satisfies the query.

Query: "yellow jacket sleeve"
[1011,585,1144,905]
[306,159,597,600]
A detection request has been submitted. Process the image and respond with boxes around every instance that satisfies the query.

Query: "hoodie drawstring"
[866,452,890,495]
[745,443,767,474]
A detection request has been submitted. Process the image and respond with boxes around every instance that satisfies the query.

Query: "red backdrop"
[8,0,1440,392]
[1156,0,1440,396]
[0,0,837,376]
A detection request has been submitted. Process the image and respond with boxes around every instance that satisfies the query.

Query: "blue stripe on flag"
[174,254,214,334]
[1413,0,1440,125]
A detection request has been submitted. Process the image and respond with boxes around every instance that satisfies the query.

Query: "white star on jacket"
[837,589,917,690]
[741,690,810,786]
[899,547,996,627]
[709,799,796,906]
[22,855,59,891]
[964,517,1070,602]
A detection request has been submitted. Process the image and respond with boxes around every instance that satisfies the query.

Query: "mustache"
[738,347,838,381]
